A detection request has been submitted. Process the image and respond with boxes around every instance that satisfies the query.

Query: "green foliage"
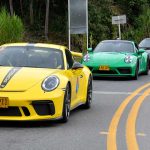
[0,8,24,45]
[114,0,148,26]
[89,0,113,47]
[71,34,87,54]
[0,0,150,49]
[122,6,150,43]
[136,7,150,39]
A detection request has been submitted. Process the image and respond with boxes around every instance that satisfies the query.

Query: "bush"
[122,7,150,43]
[0,8,24,45]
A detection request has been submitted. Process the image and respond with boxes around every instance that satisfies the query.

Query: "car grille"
[118,68,131,74]
[32,100,55,116]
[22,107,30,116]
[92,70,117,74]
[0,107,21,116]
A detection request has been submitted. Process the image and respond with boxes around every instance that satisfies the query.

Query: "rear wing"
[71,51,83,57]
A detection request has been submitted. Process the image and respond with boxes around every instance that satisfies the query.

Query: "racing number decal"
[76,77,79,93]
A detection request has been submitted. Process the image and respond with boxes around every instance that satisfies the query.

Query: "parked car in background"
[139,38,150,67]
[82,40,149,80]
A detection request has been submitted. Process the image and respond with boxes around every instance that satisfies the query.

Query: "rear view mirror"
[87,48,93,52]
[138,49,145,54]
[72,62,83,70]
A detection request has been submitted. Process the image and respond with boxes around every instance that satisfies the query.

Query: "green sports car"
[82,40,149,79]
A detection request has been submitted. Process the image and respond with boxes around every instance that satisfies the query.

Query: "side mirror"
[138,49,145,54]
[72,62,83,70]
[87,48,93,52]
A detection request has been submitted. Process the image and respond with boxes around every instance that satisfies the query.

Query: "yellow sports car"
[0,43,92,122]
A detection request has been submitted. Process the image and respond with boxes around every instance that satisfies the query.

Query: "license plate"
[99,66,110,71]
[0,97,9,108]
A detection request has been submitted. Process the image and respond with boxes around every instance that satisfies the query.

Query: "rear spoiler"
[71,51,83,57]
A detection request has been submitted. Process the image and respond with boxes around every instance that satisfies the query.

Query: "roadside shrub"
[122,6,150,43]
[0,8,24,45]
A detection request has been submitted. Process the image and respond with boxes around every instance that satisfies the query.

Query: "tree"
[20,0,23,17]
[9,0,13,16]
[45,0,50,40]
[30,0,34,25]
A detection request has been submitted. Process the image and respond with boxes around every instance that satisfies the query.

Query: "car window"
[139,39,150,48]
[65,49,74,69]
[94,41,134,53]
[0,46,64,69]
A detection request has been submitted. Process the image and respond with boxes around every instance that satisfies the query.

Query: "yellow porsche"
[0,43,92,122]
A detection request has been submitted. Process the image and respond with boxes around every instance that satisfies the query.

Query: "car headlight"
[83,54,90,62]
[42,75,59,91]
[124,55,133,63]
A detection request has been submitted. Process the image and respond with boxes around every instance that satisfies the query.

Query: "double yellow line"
[107,82,150,150]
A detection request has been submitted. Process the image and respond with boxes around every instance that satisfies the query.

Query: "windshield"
[0,46,64,69]
[94,41,134,53]
[139,39,150,48]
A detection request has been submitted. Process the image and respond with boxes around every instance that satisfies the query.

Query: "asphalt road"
[0,74,150,150]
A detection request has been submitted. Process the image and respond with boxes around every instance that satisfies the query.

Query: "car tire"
[83,76,92,109]
[133,63,139,80]
[143,58,149,75]
[61,84,71,123]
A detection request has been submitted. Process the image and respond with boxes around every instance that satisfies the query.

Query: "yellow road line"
[107,83,150,150]
[126,88,150,150]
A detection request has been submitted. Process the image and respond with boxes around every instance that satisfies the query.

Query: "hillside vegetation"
[0,0,150,50]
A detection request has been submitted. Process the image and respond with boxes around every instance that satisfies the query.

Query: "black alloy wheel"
[143,58,149,75]
[83,76,92,109]
[133,63,139,80]
[61,84,71,123]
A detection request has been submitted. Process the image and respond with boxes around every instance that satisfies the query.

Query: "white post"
[68,0,71,50]
[118,23,121,39]
[118,16,121,39]
[86,0,88,49]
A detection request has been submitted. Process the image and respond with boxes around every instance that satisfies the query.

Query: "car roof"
[1,43,68,52]
[101,40,133,44]
[141,38,150,41]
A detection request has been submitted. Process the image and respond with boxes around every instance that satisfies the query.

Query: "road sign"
[68,0,88,50]
[112,15,126,25]
[112,15,127,39]
[70,0,87,34]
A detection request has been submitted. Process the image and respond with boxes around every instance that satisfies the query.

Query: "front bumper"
[0,89,65,121]
[87,66,136,77]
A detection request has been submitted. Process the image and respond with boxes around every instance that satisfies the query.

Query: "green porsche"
[82,40,149,79]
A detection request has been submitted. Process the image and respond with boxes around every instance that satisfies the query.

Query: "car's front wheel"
[61,84,71,123]
[133,63,139,80]
[83,76,92,109]
[143,58,149,75]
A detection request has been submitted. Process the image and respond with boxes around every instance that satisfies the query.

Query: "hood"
[0,67,59,91]
[88,52,131,66]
